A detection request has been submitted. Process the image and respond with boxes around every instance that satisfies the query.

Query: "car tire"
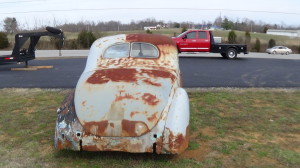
[226,48,237,59]
[272,51,276,54]
[286,51,289,55]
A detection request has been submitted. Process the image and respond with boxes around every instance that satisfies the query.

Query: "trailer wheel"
[226,48,237,59]
[46,26,62,34]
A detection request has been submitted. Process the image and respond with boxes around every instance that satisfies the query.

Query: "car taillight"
[4,57,13,60]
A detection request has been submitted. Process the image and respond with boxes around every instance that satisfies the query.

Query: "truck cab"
[173,30,211,52]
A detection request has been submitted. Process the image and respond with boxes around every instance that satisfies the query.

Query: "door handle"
[192,40,196,42]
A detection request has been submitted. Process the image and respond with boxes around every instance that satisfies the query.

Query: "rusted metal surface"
[55,90,83,151]
[55,34,189,154]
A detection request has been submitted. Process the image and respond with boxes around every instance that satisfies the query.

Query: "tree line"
[2,16,300,33]
[1,16,300,52]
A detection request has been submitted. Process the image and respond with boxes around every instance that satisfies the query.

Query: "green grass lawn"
[0,88,299,168]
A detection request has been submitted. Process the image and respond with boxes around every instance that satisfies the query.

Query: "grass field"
[0,88,299,168]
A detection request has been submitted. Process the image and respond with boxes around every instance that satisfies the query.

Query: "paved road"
[2,50,300,60]
[0,53,299,88]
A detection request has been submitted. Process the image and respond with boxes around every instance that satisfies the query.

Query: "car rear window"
[131,42,159,58]
[103,43,130,58]
[103,42,159,59]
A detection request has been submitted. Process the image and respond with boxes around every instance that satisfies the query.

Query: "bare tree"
[3,17,18,34]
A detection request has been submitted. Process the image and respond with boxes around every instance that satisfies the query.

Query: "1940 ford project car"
[55,34,190,154]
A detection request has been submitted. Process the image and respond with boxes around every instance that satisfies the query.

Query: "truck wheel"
[226,48,237,59]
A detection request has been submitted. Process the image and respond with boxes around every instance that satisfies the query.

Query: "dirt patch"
[39,144,55,158]
[199,127,217,137]
[271,133,300,153]
[180,143,214,161]
[179,127,217,161]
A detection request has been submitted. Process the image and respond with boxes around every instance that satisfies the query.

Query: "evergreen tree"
[0,32,9,49]
[77,30,96,48]
[245,31,251,44]
[268,39,276,48]
[228,30,237,44]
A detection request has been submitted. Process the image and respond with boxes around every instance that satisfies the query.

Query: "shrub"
[181,26,187,33]
[253,38,261,52]
[78,30,96,48]
[245,31,251,45]
[64,39,78,49]
[228,30,237,44]
[146,29,152,34]
[268,39,276,48]
[0,32,9,49]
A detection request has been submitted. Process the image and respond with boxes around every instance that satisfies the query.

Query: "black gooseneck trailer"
[0,27,64,66]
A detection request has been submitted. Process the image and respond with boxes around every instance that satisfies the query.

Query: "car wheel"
[286,51,289,55]
[272,51,276,54]
[226,48,237,59]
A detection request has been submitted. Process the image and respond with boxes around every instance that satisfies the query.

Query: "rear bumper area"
[54,90,189,154]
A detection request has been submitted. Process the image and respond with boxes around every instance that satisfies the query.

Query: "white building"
[266,29,300,37]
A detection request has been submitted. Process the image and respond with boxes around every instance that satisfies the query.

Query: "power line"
[0,8,300,16]
[0,0,45,4]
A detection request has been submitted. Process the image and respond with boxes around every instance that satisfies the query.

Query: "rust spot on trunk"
[143,79,161,87]
[142,93,160,106]
[115,94,137,101]
[141,69,176,83]
[121,119,149,136]
[110,123,115,128]
[147,112,158,122]
[130,111,148,118]
[83,120,109,136]
[86,68,138,84]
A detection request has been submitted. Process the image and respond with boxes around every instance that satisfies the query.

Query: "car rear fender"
[160,88,189,154]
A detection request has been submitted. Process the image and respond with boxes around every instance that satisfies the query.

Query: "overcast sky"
[1,0,300,30]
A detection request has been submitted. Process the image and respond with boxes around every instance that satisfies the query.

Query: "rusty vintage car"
[54,34,190,154]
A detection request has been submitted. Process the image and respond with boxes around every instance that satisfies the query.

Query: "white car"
[54,34,190,154]
[266,46,292,55]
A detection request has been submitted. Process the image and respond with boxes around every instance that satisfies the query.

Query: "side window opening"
[103,43,130,58]
[186,32,196,39]
[131,42,159,58]
[198,31,207,39]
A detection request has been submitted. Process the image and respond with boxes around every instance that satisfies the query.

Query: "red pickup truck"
[172,30,248,59]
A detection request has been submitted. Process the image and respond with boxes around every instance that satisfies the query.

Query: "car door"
[178,31,198,52]
[278,46,284,54]
[197,31,210,52]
